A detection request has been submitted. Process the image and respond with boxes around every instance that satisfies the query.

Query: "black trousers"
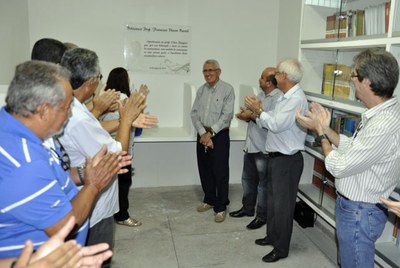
[114,165,132,221]
[265,151,303,257]
[196,130,230,213]
[86,216,115,268]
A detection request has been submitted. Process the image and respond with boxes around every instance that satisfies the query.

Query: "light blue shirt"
[256,84,308,155]
[245,88,282,153]
[191,79,235,135]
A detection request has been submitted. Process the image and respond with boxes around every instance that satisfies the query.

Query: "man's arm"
[115,92,146,151]
[45,147,124,236]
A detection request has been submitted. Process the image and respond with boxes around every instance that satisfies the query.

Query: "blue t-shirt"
[0,107,88,258]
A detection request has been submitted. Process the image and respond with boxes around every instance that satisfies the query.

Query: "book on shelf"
[321,64,352,99]
[325,1,389,39]
[330,110,360,137]
[325,14,336,39]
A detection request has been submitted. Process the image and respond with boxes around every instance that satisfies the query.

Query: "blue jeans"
[241,152,268,221]
[335,195,388,268]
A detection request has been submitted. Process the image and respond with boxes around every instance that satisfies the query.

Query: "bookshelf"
[298,0,400,266]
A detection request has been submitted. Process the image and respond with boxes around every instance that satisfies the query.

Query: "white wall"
[276,0,302,61]
[27,0,280,129]
[0,0,30,84]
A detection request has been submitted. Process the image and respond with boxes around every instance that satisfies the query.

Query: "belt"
[336,191,350,200]
[204,127,229,133]
[336,191,385,210]
[267,152,287,157]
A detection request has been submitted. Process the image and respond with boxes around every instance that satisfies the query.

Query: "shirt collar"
[278,84,300,101]
[266,88,281,98]
[362,97,398,125]
[0,107,43,145]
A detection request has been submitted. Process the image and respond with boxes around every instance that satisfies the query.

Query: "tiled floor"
[112,184,337,268]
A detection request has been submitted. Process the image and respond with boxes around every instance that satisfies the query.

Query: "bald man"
[230,67,282,230]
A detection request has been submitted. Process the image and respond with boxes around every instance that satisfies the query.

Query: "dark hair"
[31,38,67,64]
[267,74,277,87]
[105,67,130,97]
[354,48,399,98]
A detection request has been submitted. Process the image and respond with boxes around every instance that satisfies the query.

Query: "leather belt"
[204,127,229,133]
[267,152,287,157]
[336,191,350,201]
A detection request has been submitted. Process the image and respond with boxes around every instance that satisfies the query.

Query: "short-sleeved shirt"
[245,88,282,153]
[0,107,88,258]
[59,98,120,227]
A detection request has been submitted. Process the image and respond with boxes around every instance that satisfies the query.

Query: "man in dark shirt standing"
[191,59,235,223]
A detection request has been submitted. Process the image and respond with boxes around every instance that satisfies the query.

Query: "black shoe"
[262,249,286,263]
[255,236,272,246]
[229,208,254,218]
[246,218,266,230]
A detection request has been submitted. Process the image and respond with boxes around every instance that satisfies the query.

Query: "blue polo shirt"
[0,107,88,258]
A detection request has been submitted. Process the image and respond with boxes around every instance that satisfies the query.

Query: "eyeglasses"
[350,72,359,79]
[202,69,218,74]
[94,73,103,81]
[46,138,71,171]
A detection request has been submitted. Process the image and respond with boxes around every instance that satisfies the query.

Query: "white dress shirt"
[256,84,308,155]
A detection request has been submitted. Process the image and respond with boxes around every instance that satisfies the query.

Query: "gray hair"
[6,60,70,116]
[203,59,220,70]
[60,47,100,89]
[354,48,399,98]
[277,59,303,83]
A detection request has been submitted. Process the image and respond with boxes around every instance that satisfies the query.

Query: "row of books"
[325,2,390,39]
[330,110,360,138]
[321,63,352,99]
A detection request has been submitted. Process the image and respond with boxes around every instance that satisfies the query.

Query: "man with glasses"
[229,67,281,230]
[0,61,124,259]
[59,48,145,268]
[297,49,400,268]
[191,59,235,223]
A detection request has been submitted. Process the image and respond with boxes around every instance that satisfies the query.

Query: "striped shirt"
[0,107,88,258]
[326,98,400,203]
[191,79,235,136]
[245,88,282,153]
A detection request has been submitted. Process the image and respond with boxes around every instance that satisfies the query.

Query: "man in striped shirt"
[297,48,400,268]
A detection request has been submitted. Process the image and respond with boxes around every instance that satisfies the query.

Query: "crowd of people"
[191,49,400,267]
[1,37,400,268]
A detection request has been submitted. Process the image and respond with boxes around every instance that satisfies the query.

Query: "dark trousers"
[114,165,132,221]
[86,216,115,268]
[241,152,269,221]
[265,151,303,257]
[196,130,230,213]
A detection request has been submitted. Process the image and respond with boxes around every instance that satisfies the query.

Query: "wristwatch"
[209,128,215,137]
[314,134,329,146]
[257,108,263,118]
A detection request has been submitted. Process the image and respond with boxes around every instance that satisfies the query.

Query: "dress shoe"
[116,217,142,227]
[246,218,266,230]
[262,249,286,263]
[229,208,254,218]
[197,203,213,212]
[255,236,272,246]
[214,211,226,223]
